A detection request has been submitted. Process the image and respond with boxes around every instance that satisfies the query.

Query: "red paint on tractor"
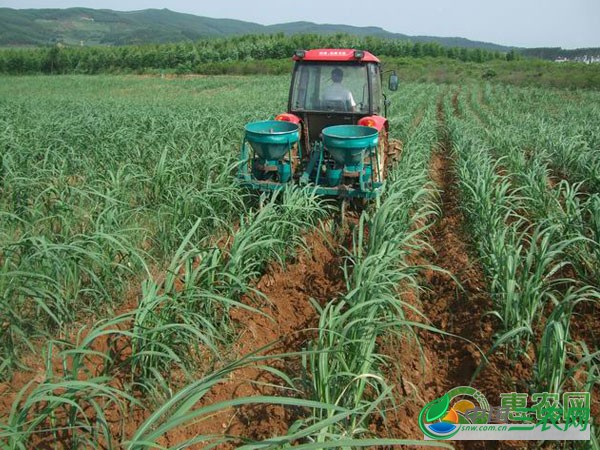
[293,49,380,63]
[275,113,302,124]
[358,115,388,131]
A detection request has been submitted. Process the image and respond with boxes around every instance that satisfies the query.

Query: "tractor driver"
[322,68,357,112]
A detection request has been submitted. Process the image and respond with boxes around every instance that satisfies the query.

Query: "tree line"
[0,33,515,75]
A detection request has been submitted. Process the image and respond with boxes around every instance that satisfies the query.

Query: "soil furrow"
[159,227,346,447]
[380,99,532,449]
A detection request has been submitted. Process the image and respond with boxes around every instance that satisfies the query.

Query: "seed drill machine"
[238,49,398,199]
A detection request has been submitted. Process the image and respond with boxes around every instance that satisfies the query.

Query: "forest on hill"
[0,7,513,51]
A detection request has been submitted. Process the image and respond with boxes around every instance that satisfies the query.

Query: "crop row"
[444,85,599,447]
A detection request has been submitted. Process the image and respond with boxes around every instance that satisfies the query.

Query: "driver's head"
[331,68,343,83]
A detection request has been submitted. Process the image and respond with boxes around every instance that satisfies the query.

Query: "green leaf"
[425,393,450,422]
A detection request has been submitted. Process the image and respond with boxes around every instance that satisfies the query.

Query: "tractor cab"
[238,48,398,200]
[288,49,384,141]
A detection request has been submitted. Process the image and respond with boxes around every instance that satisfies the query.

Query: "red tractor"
[238,48,398,199]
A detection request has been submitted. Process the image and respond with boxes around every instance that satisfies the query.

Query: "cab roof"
[293,49,380,63]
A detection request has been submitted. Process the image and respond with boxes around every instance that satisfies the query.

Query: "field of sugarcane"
[0,74,599,449]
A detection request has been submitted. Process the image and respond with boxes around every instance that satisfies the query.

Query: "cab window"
[291,63,369,113]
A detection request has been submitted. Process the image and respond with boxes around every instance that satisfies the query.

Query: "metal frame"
[238,136,302,187]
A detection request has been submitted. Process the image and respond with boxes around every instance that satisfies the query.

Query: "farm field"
[0,74,599,449]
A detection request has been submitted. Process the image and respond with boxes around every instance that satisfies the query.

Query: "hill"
[0,7,513,51]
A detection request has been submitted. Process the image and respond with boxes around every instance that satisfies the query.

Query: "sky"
[1,0,599,49]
